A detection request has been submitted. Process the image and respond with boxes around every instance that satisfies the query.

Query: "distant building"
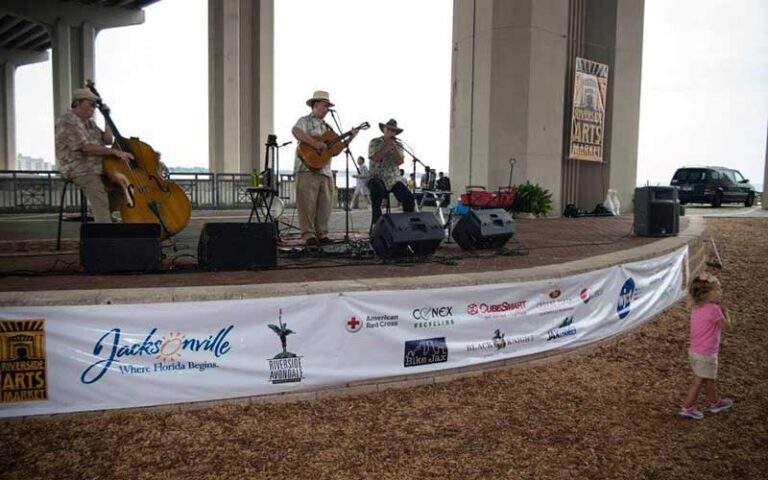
[169,166,209,173]
[16,153,54,171]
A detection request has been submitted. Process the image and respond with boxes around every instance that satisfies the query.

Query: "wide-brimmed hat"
[306,90,335,107]
[379,119,403,135]
[71,88,100,103]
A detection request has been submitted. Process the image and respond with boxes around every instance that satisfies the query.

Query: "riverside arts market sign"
[569,57,609,162]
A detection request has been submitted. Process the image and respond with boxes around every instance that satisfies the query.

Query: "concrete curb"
[0,216,707,307]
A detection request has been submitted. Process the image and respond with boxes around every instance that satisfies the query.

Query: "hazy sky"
[14,0,768,189]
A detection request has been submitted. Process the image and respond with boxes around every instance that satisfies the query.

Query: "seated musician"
[291,90,358,245]
[54,88,133,223]
[367,119,414,227]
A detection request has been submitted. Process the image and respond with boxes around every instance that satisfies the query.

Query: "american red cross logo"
[346,316,362,333]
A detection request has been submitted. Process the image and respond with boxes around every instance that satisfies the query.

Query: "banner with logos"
[0,247,688,418]
[569,57,609,162]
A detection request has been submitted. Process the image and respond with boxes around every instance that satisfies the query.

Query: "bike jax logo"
[345,314,399,333]
[267,310,303,384]
[0,319,47,403]
[466,329,534,357]
[467,300,527,318]
[80,325,233,384]
[546,316,577,341]
[411,306,454,328]
[617,278,636,320]
[403,337,448,368]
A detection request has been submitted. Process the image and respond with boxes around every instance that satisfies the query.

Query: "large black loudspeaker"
[634,186,679,237]
[452,208,516,250]
[198,222,277,271]
[80,223,161,273]
[371,213,444,258]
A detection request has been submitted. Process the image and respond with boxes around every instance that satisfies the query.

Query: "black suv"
[671,166,756,207]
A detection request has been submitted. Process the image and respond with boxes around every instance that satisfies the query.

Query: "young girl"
[679,273,733,419]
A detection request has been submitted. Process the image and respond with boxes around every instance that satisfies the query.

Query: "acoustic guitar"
[298,122,369,171]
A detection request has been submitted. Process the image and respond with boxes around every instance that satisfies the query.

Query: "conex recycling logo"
[617,278,636,319]
[80,326,233,384]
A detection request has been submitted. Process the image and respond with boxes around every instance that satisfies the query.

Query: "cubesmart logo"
[617,278,636,320]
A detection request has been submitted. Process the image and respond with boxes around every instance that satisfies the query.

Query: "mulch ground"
[0,218,766,479]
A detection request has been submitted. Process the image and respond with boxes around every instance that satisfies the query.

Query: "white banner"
[0,247,688,418]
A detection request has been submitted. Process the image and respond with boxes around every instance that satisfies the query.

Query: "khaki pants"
[70,174,120,223]
[296,172,333,241]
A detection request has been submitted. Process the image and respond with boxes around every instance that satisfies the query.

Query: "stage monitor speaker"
[198,222,277,271]
[371,213,444,259]
[452,208,516,250]
[633,186,679,237]
[80,223,162,273]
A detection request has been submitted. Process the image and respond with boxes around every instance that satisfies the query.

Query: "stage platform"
[0,207,703,305]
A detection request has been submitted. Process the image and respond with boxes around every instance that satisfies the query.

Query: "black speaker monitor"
[371,213,444,259]
[452,208,515,250]
[198,222,277,271]
[634,186,679,237]
[80,223,162,273]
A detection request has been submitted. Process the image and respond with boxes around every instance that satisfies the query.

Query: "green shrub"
[511,181,553,216]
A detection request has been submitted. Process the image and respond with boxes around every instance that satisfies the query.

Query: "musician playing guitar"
[291,90,360,245]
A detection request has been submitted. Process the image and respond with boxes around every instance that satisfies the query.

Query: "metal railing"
[0,170,355,213]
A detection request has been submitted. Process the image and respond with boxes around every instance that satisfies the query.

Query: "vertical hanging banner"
[0,247,688,418]
[569,57,609,162]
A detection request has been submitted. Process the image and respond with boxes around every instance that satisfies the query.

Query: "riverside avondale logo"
[0,319,48,403]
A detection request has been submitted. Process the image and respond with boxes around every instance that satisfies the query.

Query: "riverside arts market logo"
[79,325,233,384]
[403,337,448,368]
[267,310,303,384]
[0,319,47,403]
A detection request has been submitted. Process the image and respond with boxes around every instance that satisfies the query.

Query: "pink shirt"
[689,303,724,356]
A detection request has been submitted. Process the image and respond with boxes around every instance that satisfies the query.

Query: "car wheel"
[745,193,755,207]
[711,192,723,208]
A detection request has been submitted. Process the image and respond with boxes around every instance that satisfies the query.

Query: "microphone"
[328,108,336,112]
[279,141,293,147]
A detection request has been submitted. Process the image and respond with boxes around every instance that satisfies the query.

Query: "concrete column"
[51,20,72,119]
[449,0,568,214]
[574,0,644,213]
[208,0,274,174]
[0,62,15,170]
[50,20,96,119]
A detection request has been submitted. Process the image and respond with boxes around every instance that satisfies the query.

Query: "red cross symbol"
[346,316,362,332]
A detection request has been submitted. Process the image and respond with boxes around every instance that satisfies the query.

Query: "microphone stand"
[329,109,356,243]
[397,140,427,194]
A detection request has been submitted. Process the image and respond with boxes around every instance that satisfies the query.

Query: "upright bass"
[87,81,191,238]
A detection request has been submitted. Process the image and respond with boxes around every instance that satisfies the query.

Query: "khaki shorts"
[689,351,718,379]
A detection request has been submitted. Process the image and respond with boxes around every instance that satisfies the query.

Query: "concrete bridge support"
[449,0,644,215]
[208,0,274,174]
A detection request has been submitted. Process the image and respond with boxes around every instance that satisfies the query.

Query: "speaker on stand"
[370,213,444,259]
[633,186,680,237]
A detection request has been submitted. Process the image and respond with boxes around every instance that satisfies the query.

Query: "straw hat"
[306,90,335,107]
[379,119,403,135]
[71,88,100,103]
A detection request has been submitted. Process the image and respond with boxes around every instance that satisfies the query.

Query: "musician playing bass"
[367,119,414,228]
[291,90,359,245]
[55,88,133,223]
